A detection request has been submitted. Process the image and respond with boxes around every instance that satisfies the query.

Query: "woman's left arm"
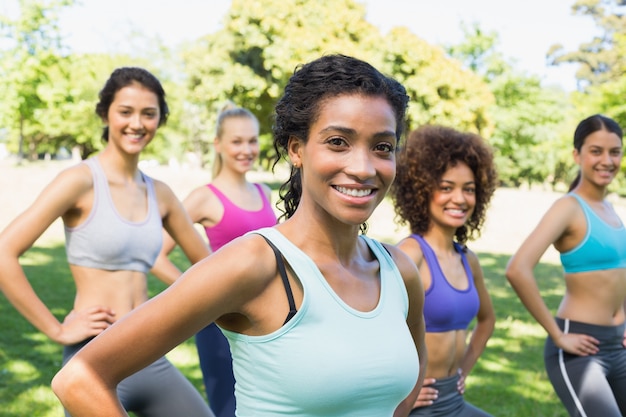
[387,245,427,417]
[152,181,210,284]
[459,250,496,380]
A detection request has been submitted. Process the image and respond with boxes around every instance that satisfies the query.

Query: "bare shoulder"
[463,246,480,267]
[548,193,581,217]
[150,177,177,200]
[381,242,420,284]
[461,245,485,278]
[216,232,282,291]
[38,162,93,202]
[57,162,93,188]
[185,183,217,203]
[395,236,424,268]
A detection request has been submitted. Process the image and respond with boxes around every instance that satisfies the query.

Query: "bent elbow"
[504,259,520,285]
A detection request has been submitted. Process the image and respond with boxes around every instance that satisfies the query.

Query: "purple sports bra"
[410,234,479,332]
[204,183,277,251]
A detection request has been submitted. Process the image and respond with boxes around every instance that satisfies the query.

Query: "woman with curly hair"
[390,124,497,416]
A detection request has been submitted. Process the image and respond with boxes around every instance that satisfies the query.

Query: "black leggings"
[544,318,626,417]
[63,339,214,417]
[409,374,493,417]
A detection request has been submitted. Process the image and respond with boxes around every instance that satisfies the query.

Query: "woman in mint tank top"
[53,54,428,417]
[151,103,277,417]
[0,67,214,417]
[390,125,497,417]
[507,114,626,417]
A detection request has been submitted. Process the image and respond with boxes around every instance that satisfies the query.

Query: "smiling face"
[288,94,397,228]
[215,116,260,175]
[574,129,623,189]
[104,82,160,155]
[428,162,476,232]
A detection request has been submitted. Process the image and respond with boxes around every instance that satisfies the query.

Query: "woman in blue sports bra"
[151,102,277,417]
[391,125,497,417]
[507,114,626,417]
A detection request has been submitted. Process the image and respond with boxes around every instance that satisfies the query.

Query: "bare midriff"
[71,265,149,320]
[559,268,626,326]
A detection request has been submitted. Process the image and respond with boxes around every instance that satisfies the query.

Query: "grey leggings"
[544,318,626,417]
[409,374,493,417]
[63,339,215,417]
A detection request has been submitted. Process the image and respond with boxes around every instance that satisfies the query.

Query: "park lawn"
[0,240,568,417]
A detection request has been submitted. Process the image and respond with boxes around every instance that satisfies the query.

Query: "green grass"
[0,242,568,416]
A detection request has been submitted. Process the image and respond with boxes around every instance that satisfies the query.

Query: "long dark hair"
[568,114,623,191]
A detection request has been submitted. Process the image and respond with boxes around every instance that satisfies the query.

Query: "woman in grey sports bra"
[0,67,214,417]
[507,114,626,417]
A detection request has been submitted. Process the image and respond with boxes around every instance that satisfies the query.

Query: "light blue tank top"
[220,227,419,417]
[560,193,626,273]
[64,157,163,273]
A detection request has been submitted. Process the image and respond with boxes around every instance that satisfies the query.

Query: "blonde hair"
[212,101,259,178]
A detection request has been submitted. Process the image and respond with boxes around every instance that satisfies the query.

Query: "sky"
[4,0,598,91]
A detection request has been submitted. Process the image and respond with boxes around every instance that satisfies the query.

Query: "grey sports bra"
[64,157,163,273]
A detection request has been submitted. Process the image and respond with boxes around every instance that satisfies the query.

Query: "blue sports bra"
[410,234,479,332]
[560,193,626,274]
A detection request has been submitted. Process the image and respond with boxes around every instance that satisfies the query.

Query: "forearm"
[509,282,561,340]
[460,322,493,376]
[0,259,61,340]
[506,268,562,341]
[150,255,182,286]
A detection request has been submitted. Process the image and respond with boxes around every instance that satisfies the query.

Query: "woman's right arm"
[505,197,598,354]
[0,166,114,344]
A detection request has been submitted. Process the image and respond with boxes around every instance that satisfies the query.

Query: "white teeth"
[335,186,372,197]
[446,209,465,215]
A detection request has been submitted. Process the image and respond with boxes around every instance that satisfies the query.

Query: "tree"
[0,0,74,160]
[548,0,626,90]
[449,23,572,188]
[181,0,381,168]
[380,27,494,137]
[181,0,496,169]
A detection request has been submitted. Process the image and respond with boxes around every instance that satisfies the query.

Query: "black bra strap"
[259,235,297,324]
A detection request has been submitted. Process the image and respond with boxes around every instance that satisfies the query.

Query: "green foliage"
[0,0,75,160]
[181,0,383,168]
[548,0,626,89]
[448,23,573,188]
[380,27,495,136]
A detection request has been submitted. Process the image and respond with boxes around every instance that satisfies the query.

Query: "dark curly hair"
[390,125,497,245]
[271,54,410,226]
[95,67,169,141]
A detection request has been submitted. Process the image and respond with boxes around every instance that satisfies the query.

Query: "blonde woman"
[153,103,276,417]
